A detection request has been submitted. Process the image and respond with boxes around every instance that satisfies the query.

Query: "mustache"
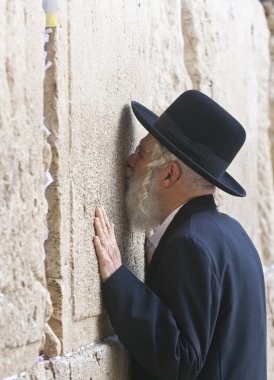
[125,167,135,192]
[125,167,133,191]
[126,167,133,180]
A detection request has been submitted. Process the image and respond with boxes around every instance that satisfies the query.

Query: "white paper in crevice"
[42,0,59,13]
[45,60,52,71]
[43,2,54,260]
[44,171,53,188]
[44,28,53,71]
[42,123,51,139]
[44,227,49,241]
[41,246,46,260]
[263,264,274,275]
[44,32,50,44]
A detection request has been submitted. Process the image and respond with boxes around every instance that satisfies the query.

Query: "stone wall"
[0,0,274,379]
[0,1,51,378]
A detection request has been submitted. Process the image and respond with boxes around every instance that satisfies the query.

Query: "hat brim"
[131,101,246,197]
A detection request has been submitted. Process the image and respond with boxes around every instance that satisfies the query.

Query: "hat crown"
[160,90,246,164]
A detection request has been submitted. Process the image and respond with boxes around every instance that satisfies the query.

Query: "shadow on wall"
[114,104,138,267]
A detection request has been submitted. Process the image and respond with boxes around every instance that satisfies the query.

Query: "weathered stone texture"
[0,0,50,378]
[147,0,192,113]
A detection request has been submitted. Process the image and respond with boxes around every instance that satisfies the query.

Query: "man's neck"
[159,191,214,224]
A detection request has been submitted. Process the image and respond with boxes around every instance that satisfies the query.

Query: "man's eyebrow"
[139,143,149,151]
[138,140,145,149]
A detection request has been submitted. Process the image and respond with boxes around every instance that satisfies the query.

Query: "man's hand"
[93,206,122,282]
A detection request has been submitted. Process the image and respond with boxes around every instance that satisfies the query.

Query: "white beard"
[125,169,163,231]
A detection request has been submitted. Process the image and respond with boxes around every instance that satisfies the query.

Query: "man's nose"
[127,152,136,168]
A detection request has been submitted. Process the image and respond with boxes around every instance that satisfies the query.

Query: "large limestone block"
[0,0,50,378]
[181,0,274,261]
[45,0,149,352]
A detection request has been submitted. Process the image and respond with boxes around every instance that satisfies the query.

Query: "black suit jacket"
[102,195,266,379]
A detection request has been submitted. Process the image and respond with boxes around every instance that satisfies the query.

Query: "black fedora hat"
[131,90,246,197]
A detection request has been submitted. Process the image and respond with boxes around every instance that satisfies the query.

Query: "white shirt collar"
[148,202,187,249]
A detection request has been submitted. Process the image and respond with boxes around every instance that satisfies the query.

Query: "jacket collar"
[145,194,217,283]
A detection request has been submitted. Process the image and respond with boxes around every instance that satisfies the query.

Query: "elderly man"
[93,90,266,380]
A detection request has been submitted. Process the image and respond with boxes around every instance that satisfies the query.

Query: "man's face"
[127,134,155,181]
[126,134,163,230]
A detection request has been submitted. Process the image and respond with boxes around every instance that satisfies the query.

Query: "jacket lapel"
[145,194,217,284]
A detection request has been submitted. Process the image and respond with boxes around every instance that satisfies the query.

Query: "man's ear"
[161,162,181,188]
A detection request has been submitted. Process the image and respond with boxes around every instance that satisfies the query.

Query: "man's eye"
[135,145,142,156]
[138,148,144,157]
[134,144,148,158]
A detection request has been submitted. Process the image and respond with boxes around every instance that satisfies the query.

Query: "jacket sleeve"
[102,235,221,379]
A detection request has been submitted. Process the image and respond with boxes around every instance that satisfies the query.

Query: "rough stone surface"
[147,0,192,113]
[0,1,51,378]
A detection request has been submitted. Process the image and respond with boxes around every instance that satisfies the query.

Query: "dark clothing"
[102,195,267,380]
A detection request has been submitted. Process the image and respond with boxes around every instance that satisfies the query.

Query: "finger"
[97,206,112,238]
[109,222,116,238]
[101,206,112,232]
[94,217,107,242]
[93,236,109,269]
[95,207,108,233]
[93,216,100,235]
[93,236,103,255]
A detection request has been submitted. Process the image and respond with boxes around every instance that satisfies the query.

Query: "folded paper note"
[45,60,53,71]
[46,13,57,27]
[43,0,59,27]
[44,171,53,188]
[42,0,59,13]
[42,123,51,140]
